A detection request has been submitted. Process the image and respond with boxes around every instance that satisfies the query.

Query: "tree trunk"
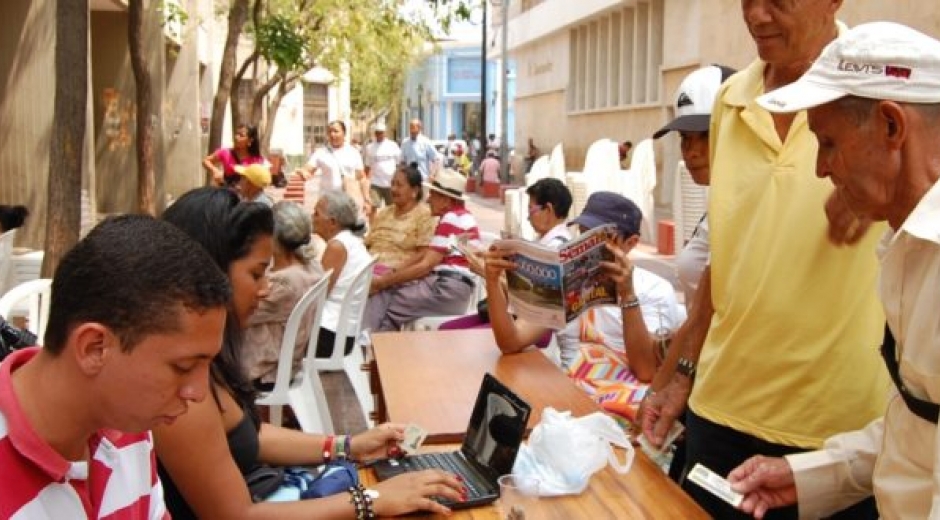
[260,79,291,154]
[249,71,283,130]
[230,52,260,130]
[43,0,89,277]
[206,0,250,184]
[128,0,155,215]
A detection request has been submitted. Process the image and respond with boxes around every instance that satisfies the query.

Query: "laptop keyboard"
[402,453,496,499]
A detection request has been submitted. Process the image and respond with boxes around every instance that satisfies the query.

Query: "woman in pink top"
[203,124,265,186]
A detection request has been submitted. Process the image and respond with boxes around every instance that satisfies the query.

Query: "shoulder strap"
[881,324,939,423]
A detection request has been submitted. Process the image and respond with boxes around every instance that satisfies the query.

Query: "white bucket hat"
[757,21,940,113]
[424,168,467,201]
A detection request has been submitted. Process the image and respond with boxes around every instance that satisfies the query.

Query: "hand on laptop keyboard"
[372,469,468,516]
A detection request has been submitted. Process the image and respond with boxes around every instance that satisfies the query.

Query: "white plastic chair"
[583,138,620,194]
[0,278,52,340]
[549,143,567,181]
[625,138,658,242]
[256,272,333,433]
[0,229,16,294]
[314,258,377,426]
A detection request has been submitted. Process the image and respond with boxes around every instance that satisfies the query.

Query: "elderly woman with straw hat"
[364,168,482,332]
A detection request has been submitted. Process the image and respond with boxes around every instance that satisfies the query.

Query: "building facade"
[506,0,940,227]
[401,41,514,150]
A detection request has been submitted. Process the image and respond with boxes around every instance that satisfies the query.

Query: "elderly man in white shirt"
[728,23,940,520]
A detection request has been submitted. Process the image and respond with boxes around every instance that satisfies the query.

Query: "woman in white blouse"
[297,120,372,217]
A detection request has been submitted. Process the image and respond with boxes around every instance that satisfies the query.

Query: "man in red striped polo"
[0,215,230,519]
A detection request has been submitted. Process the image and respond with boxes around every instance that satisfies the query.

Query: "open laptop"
[372,373,532,509]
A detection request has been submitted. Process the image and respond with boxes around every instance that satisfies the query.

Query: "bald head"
[409,119,423,139]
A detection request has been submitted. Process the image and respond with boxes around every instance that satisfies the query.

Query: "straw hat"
[423,168,467,201]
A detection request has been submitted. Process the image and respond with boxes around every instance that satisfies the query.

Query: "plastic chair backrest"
[265,270,332,399]
[0,278,52,339]
[315,257,376,369]
[0,229,17,294]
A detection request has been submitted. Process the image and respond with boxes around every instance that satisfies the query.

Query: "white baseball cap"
[653,64,736,139]
[374,122,387,132]
[758,22,940,113]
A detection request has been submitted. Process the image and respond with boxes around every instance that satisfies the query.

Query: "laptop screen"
[461,373,531,478]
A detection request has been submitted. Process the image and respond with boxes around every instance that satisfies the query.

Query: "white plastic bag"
[512,408,634,496]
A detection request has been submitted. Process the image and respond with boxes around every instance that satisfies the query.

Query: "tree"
[206,0,251,184]
[128,0,156,215]
[43,0,89,276]
[209,0,471,158]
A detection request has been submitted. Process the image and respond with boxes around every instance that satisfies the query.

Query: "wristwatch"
[676,357,697,378]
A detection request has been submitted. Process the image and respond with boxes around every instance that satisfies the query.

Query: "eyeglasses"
[527,205,544,216]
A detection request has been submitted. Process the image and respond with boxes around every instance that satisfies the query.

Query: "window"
[567,0,664,112]
[303,83,329,153]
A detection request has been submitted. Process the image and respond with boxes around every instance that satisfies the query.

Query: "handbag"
[567,344,648,428]
[0,315,38,362]
[245,465,286,502]
[476,298,490,323]
[260,460,360,502]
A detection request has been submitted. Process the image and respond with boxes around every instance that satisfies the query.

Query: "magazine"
[496,224,619,329]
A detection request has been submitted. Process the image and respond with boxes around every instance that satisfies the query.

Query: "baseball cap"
[653,64,736,139]
[374,122,387,132]
[234,163,271,189]
[571,192,642,237]
[757,22,940,113]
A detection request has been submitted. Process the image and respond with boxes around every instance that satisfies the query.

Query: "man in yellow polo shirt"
[642,2,888,518]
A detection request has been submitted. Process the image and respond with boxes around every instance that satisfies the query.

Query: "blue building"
[401,42,515,151]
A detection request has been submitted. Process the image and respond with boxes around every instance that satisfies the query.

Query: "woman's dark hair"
[0,205,28,232]
[162,187,274,413]
[398,162,424,202]
[237,124,262,158]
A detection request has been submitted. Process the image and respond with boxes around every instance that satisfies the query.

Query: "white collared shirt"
[788,178,940,519]
[538,223,572,249]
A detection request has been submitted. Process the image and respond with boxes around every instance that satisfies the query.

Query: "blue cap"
[571,192,642,237]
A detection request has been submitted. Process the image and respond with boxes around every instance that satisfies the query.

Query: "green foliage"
[157,0,189,27]
[236,0,474,125]
[255,14,305,70]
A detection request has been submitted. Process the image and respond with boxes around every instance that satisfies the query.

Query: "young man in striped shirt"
[0,215,230,519]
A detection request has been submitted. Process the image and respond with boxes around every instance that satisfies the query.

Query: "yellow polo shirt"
[690,58,890,448]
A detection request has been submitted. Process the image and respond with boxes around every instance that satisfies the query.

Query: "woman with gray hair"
[312,191,371,358]
[243,200,324,389]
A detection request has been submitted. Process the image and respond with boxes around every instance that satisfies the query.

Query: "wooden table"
[370,329,599,444]
[367,329,709,519]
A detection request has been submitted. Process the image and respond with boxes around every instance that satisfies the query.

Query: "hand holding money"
[726,456,798,519]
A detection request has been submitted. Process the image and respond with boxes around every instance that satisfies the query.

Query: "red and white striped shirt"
[0,348,169,519]
[429,207,480,270]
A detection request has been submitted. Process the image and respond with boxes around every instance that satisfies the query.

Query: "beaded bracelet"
[347,484,376,519]
[323,435,334,462]
[335,435,345,460]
